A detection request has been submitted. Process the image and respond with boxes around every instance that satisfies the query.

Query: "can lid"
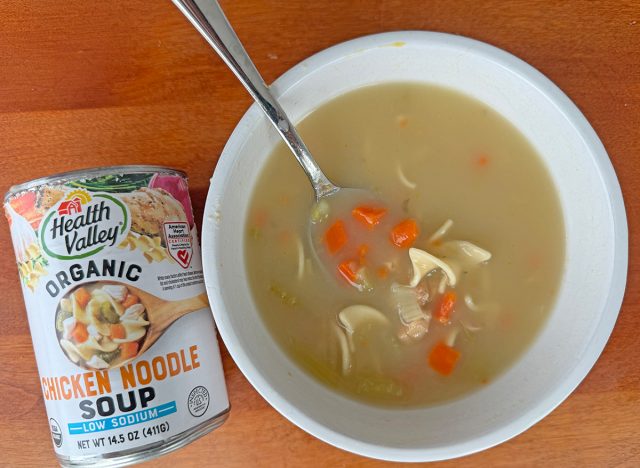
[4,165,188,203]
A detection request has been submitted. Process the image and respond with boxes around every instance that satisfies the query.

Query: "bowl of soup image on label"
[200,32,627,461]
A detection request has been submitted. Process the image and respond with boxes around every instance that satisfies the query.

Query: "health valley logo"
[40,190,129,260]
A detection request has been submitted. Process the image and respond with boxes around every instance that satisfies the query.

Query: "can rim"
[4,165,187,202]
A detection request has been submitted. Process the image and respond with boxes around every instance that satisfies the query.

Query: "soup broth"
[245,83,564,407]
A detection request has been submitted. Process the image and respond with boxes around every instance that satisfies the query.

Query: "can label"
[5,169,229,458]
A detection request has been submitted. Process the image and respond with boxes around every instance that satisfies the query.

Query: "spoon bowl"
[125,284,210,357]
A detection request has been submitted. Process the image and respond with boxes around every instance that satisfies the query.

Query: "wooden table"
[1,1,638,466]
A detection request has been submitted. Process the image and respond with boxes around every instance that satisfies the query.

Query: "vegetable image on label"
[56,281,211,370]
[56,283,150,370]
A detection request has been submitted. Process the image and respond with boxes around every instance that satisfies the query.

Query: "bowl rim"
[201,31,628,461]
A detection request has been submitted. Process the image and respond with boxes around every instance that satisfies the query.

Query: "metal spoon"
[173,0,383,283]
[172,0,342,201]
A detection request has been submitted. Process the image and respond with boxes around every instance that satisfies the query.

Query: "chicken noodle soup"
[56,283,150,371]
[5,166,229,467]
[246,83,565,407]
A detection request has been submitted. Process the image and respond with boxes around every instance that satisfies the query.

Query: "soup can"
[4,166,229,467]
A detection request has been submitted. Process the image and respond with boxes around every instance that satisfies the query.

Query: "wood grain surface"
[1,1,638,466]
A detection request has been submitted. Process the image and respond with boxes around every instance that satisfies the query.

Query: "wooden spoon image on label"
[125,285,210,356]
[55,281,210,371]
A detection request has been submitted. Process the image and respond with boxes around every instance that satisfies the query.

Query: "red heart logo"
[177,249,190,264]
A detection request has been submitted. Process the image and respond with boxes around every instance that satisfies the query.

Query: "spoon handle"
[172,0,338,199]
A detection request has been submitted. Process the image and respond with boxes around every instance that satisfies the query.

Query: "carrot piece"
[278,194,290,206]
[357,244,369,264]
[254,209,269,228]
[338,259,359,284]
[278,230,293,244]
[475,153,490,167]
[119,342,139,360]
[499,312,514,330]
[121,294,139,309]
[435,291,457,323]
[390,219,419,248]
[352,205,387,228]
[325,220,348,254]
[74,287,91,308]
[376,265,389,278]
[70,322,89,344]
[110,323,126,340]
[428,341,460,376]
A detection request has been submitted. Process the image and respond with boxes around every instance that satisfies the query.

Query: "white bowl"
[201,32,627,461]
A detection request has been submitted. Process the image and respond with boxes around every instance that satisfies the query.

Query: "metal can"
[4,166,229,467]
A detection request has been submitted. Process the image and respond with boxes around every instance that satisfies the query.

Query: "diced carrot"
[110,323,126,340]
[325,220,348,254]
[435,291,457,323]
[428,341,460,376]
[254,209,269,228]
[376,265,389,278]
[278,230,292,244]
[499,312,514,330]
[338,259,359,284]
[352,205,387,228]
[278,194,290,206]
[357,244,369,264]
[70,322,89,344]
[121,294,139,309]
[396,115,409,128]
[120,342,139,360]
[74,287,91,308]
[390,219,419,248]
[475,153,490,167]
[528,253,542,270]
